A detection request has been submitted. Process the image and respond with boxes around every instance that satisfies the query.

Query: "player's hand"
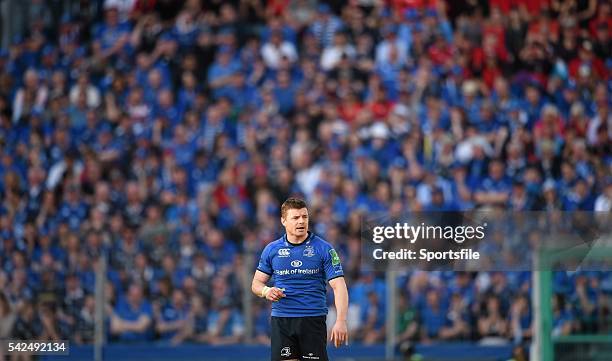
[330,320,348,348]
[265,287,286,302]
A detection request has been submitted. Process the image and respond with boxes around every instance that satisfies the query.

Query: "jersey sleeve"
[323,244,344,282]
[256,244,273,275]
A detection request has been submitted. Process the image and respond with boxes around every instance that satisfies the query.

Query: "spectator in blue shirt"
[420,288,448,342]
[58,185,88,231]
[474,159,512,207]
[272,71,297,116]
[358,291,385,345]
[563,179,595,210]
[309,4,343,48]
[111,284,153,342]
[552,294,574,336]
[208,47,241,99]
[155,289,190,342]
[253,301,271,345]
[92,6,131,64]
[439,293,470,340]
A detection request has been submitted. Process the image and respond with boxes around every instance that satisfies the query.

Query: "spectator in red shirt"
[568,40,606,81]
[338,91,363,124]
[588,1,612,36]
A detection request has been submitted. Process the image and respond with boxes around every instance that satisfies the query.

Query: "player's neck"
[286,232,308,245]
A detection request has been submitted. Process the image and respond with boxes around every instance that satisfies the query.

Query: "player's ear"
[280,216,286,227]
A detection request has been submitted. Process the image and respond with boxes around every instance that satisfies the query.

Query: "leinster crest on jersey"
[303,246,315,257]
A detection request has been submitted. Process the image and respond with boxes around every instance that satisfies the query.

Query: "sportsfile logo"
[280,347,291,357]
[278,248,290,257]
[372,222,487,244]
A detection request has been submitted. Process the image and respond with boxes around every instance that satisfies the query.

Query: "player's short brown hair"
[281,197,307,219]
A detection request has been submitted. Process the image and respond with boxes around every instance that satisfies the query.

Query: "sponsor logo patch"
[329,249,340,266]
[291,260,303,267]
[278,248,290,257]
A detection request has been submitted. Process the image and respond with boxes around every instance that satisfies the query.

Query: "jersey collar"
[284,231,314,247]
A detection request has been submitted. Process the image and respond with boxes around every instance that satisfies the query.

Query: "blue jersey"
[257,232,344,317]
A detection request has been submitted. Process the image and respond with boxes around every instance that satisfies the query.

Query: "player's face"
[281,208,309,238]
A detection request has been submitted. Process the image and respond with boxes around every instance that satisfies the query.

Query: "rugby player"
[251,198,349,361]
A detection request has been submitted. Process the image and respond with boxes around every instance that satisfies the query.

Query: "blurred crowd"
[0,0,611,349]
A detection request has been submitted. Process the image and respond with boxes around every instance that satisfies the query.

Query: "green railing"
[537,244,612,361]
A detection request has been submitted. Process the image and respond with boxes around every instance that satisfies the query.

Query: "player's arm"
[251,270,285,301]
[329,276,349,347]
